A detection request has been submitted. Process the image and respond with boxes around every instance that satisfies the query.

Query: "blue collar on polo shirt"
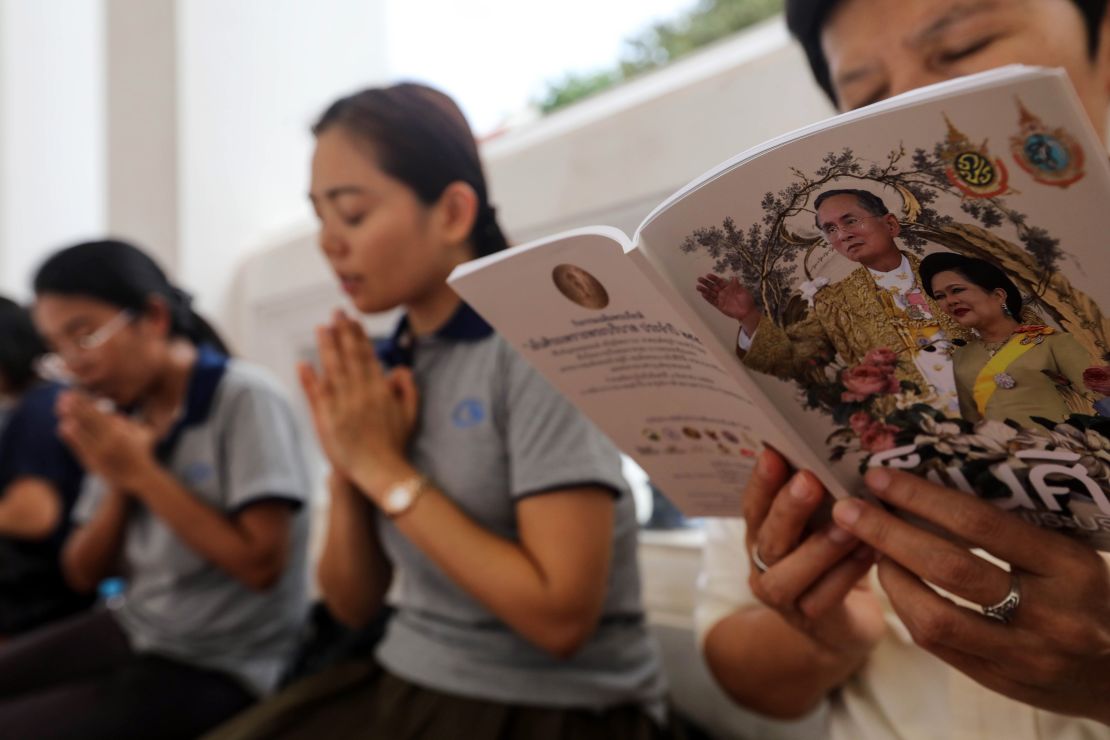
[154,344,230,462]
[376,302,493,368]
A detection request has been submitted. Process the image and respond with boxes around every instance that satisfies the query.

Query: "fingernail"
[833,499,862,526]
[827,525,854,544]
[789,474,810,501]
[865,468,891,492]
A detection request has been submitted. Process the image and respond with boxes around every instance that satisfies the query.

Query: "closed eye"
[935,35,1000,65]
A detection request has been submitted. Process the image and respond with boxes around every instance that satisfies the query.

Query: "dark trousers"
[203,661,674,740]
[0,608,255,740]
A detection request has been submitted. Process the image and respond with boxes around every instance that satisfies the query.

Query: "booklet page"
[451,229,797,516]
[634,67,1110,547]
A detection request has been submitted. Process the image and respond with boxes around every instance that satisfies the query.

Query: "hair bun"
[170,286,194,309]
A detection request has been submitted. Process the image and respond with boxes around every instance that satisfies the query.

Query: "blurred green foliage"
[538,0,784,114]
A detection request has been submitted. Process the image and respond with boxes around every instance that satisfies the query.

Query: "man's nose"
[889,67,950,98]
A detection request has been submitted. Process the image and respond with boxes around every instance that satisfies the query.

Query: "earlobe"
[885,214,901,237]
[436,182,479,246]
[143,297,174,339]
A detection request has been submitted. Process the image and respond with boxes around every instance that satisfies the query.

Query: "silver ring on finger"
[751,545,772,574]
[982,572,1021,624]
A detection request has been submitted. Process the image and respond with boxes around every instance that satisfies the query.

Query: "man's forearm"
[704,606,869,719]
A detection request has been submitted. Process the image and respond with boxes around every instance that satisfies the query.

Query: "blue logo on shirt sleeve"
[451,398,486,428]
[182,461,216,487]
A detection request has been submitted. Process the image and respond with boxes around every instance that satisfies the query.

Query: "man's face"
[815,194,900,266]
[820,0,1110,140]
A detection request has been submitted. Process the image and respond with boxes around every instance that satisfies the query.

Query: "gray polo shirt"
[374,305,667,715]
[74,350,310,696]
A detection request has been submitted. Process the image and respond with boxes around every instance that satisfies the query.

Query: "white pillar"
[105,0,179,272]
[0,0,106,299]
[0,0,388,314]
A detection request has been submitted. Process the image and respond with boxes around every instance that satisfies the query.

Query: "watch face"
[386,486,412,513]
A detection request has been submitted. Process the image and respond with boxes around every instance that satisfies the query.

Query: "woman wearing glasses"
[0,298,92,640]
[0,240,313,740]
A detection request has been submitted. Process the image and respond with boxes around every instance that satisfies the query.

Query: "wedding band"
[982,572,1021,624]
[751,545,772,574]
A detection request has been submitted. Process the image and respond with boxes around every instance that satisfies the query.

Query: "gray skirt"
[202,658,674,740]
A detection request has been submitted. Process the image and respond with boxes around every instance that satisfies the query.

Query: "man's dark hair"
[0,297,46,394]
[920,251,1023,317]
[786,0,1109,105]
[813,188,890,228]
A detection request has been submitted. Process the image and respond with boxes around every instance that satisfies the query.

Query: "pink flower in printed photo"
[1083,365,1110,396]
[863,347,898,370]
[840,362,899,402]
[849,411,874,436]
[859,422,899,453]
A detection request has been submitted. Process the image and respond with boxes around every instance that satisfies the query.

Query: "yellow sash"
[972,335,1039,415]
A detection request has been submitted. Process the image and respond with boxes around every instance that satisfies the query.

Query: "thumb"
[388,367,420,427]
[297,362,332,439]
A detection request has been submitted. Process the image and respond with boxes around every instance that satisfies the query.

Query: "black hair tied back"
[314,82,510,259]
[33,239,230,355]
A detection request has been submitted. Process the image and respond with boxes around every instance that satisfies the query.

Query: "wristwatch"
[380,475,431,518]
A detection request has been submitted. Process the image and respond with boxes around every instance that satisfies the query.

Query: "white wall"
[176,0,388,322]
[482,18,834,245]
[0,0,105,299]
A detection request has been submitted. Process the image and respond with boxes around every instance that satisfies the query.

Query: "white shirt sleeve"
[737,327,755,351]
[695,518,759,649]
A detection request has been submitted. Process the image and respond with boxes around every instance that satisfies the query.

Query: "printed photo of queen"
[920,252,1097,427]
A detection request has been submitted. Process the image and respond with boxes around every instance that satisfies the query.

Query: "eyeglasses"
[818,214,884,240]
[37,310,135,381]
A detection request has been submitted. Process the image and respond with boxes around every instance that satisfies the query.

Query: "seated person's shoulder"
[2,382,66,446]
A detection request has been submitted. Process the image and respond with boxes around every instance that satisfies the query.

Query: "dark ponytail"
[313,82,509,258]
[0,296,46,393]
[33,240,231,356]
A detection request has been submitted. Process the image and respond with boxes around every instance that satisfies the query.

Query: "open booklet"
[449,66,1110,548]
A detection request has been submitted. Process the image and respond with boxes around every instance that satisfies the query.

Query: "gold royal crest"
[940,115,1011,198]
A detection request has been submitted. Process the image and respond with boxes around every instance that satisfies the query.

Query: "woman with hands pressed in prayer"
[698,0,1110,736]
[207,83,669,740]
[0,240,312,740]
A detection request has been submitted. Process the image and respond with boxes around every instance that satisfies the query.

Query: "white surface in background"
[385,0,699,134]
[177,0,388,320]
[0,0,105,299]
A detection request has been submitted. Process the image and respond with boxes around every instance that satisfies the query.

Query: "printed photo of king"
[697,188,973,414]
